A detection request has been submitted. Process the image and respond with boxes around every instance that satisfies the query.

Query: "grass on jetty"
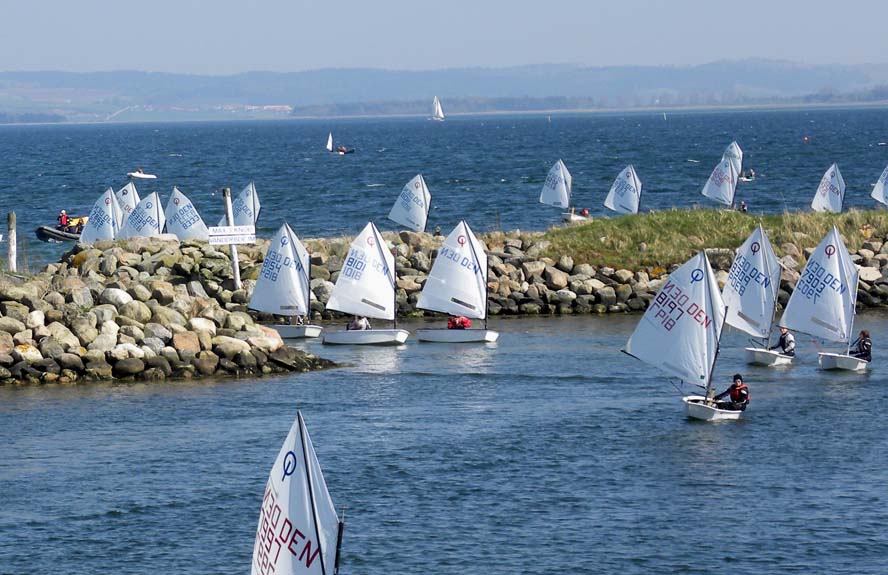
[543,208,888,271]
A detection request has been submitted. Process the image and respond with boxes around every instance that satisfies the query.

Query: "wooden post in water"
[7,212,16,273]
[222,188,242,290]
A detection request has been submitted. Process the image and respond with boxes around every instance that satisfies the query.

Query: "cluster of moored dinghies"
[540,140,888,222]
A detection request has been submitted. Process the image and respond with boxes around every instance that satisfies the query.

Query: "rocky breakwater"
[294,229,888,318]
[0,236,334,385]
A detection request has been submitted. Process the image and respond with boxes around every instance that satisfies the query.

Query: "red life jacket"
[730,383,749,403]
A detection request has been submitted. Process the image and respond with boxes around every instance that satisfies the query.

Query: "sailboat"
[603,165,642,214]
[811,163,845,213]
[388,174,431,232]
[415,220,498,343]
[164,186,210,241]
[431,96,445,121]
[721,225,788,366]
[251,411,344,575]
[701,156,739,207]
[623,251,738,421]
[250,223,324,339]
[326,132,334,153]
[218,182,261,226]
[539,160,584,222]
[115,182,141,221]
[723,141,743,178]
[80,187,124,244]
[870,163,888,206]
[323,222,409,345]
[780,226,865,371]
[118,192,166,239]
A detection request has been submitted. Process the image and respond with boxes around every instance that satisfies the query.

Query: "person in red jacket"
[714,373,749,411]
[57,210,68,230]
[447,316,472,329]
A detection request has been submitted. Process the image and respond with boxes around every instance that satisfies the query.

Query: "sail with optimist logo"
[417,220,488,319]
[811,163,845,213]
[326,222,397,321]
[780,226,858,345]
[80,187,124,244]
[388,174,431,232]
[603,165,642,214]
[164,187,209,241]
[250,223,312,318]
[251,411,343,575]
[623,251,726,390]
[218,182,261,226]
[722,224,782,341]
[118,191,166,239]
[115,182,141,222]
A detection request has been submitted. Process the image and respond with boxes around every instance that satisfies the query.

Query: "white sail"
[115,182,141,221]
[780,226,858,344]
[623,252,726,389]
[417,220,488,319]
[387,174,431,232]
[723,141,743,177]
[722,224,782,339]
[80,187,123,244]
[164,187,210,241]
[219,182,261,226]
[701,157,739,206]
[870,164,888,206]
[326,222,396,320]
[811,163,845,213]
[250,223,312,317]
[118,192,165,239]
[432,96,445,120]
[251,411,340,575]
[326,132,334,153]
[603,165,642,214]
[539,159,572,208]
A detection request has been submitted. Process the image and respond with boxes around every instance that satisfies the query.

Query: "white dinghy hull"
[272,324,323,339]
[323,329,410,345]
[682,395,743,421]
[745,347,793,366]
[561,212,588,223]
[817,352,869,371]
[416,328,499,343]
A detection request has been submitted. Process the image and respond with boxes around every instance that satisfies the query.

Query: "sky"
[2,0,887,75]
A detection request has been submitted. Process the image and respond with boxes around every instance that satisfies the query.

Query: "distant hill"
[2,60,888,123]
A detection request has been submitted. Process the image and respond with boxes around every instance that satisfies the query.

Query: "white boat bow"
[416,328,499,343]
[323,328,410,345]
[745,347,793,366]
[272,324,324,339]
[682,395,744,421]
[817,352,869,371]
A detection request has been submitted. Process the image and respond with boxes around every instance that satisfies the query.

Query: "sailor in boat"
[738,200,748,213]
[851,330,872,362]
[713,374,750,412]
[433,226,442,237]
[447,316,472,330]
[346,316,371,331]
[57,210,68,230]
[769,327,796,357]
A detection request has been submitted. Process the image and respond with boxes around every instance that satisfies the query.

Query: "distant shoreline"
[4,99,888,127]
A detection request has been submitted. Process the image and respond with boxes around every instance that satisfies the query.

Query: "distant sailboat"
[811,163,845,213]
[701,157,739,207]
[871,164,888,206]
[251,411,344,575]
[387,174,431,232]
[603,165,642,214]
[431,96,445,121]
[415,220,498,343]
[326,132,334,153]
[780,226,865,371]
[723,141,743,178]
[250,223,324,339]
[323,222,409,345]
[623,251,738,421]
[721,225,789,366]
[539,159,586,222]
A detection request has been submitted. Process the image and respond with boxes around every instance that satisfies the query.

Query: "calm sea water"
[2,107,888,269]
[1,315,886,574]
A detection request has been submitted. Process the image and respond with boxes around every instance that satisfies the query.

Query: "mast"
[846,273,860,356]
[333,508,346,575]
[297,411,328,575]
[703,253,727,403]
[763,224,781,348]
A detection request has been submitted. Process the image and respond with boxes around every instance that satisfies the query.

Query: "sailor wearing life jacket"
[714,373,750,411]
[770,326,796,357]
[852,330,872,362]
